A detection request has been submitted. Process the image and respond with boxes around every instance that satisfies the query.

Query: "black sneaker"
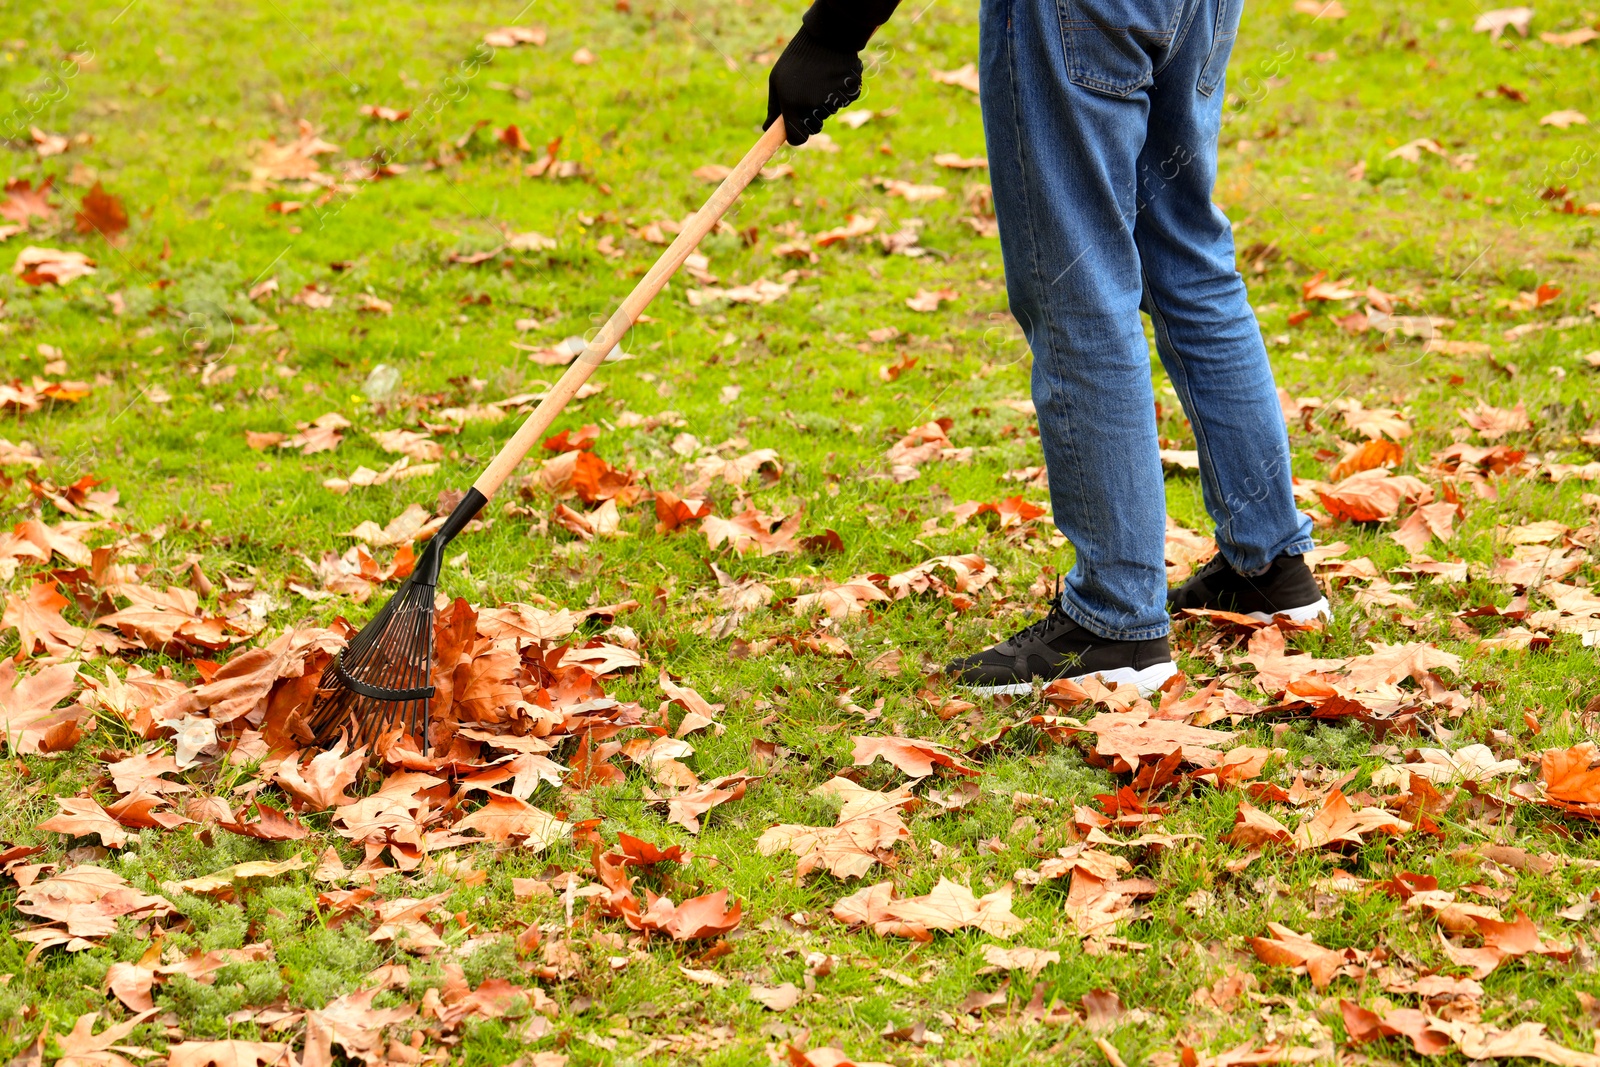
[1167,551,1329,622]
[947,599,1177,697]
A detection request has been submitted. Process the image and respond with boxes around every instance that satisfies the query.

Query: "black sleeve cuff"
[800,0,902,53]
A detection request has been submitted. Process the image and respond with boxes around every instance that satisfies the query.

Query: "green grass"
[2,0,1600,1064]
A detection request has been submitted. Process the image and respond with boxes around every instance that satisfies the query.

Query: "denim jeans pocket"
[1056,0,1186,98]
[1197,0,1245,95]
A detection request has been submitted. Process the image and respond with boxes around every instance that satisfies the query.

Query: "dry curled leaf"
[666,774,758,833]
[74,183,129,239]
[832,877,1025,939]
[1251,923,1367,988]
[273,739,366,811]
[454,792,571,850]
[1316,469,1433,523]
[37,796,129,848]
[700,508,801,557]
[1458,401,1532,441]
[852,735,979,779]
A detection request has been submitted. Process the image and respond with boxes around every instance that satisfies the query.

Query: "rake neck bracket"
[413,488,486,588]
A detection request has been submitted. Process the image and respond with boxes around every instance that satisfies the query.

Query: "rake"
[306,119,788,751]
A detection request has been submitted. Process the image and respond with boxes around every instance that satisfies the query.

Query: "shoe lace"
[1193,553,1233,587]
[1013,577,1072,641]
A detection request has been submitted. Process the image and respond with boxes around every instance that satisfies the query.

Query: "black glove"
[764,26,863,146]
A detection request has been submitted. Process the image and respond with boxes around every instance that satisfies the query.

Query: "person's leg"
[977,0,1189,642]
[1133,0,1316,575]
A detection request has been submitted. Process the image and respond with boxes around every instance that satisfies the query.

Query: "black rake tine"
[307,491,483,755]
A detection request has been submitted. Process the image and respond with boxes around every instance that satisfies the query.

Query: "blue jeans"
[979,0,1314,641]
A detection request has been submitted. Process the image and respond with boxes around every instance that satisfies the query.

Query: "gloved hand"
[764,25,863,147]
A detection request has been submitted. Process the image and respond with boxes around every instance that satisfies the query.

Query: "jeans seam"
[1140,262,1242,552]
[1198,0,1243,95]
[1152,0,1203,81]
[1057,586,1172,642]
[1004,0,1083,588]
[1275,536,1317,560]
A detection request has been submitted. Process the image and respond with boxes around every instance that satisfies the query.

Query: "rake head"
[307,490,485,751]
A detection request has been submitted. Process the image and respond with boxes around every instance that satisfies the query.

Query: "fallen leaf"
[906,287,958,312]
[1527,742,1600,815]
[678,964,727,987]
[73,184,128,239]
[1291,789,1411,851]
[37,796,128,848]
[750,983,802,1011]
[627,888,742,941]
[981,944,1061,977]
[1082,988,1126,1030]
[1391,501,1458,554]
[1302,272,1360,301]
[322,456,438,494]
[666,774,758,833]
[814,213,878,247]
[474,602,579,646]
[853,735,979,778]
[13,246,95,286]
[105,960,156,1011]
[1317,469,1433,522]
[273,739,365,810]
[1540,27,1599,46]
[880,178,947,202]
[1252,923,1367,988]
[302,984,418,1067]
[166,1041,297,1067]
[686,279,790,306]
[1330,439,1404,481]
[216,802,311,842]
[1333,399,1411,440]
[0,659,89,755]
[359,104,411,121]
[1224,800,1293,848]
[454,792,571,850]
[1459,401,1531,440]
[654,491,713,533]
[248,126,339,183]
[791,576,891,620]
[55,1009,160,1064]
[483,25,546,48]
[0,177,58,224]
[613,833,685,869]
[538,448,641,506]
[370,429,441,462]
[1340,1000,1452,1056]
[700,508,801,557]
[14,866,172,953]
[1473,7,1533,40]
[168,855,310,897]
[342,502,442,548]
[758,783,912,880]
[1538,109,1588,128]
[931,64,980,93]
[833,877,1026,939]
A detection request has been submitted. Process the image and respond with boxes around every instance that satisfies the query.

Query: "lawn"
[2,1,1600,1065]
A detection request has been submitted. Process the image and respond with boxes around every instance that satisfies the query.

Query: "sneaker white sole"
[964,660,1180,699]
[1246,597,1330,624]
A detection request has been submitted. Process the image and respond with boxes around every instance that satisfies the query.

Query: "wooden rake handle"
[471,118,790,499]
